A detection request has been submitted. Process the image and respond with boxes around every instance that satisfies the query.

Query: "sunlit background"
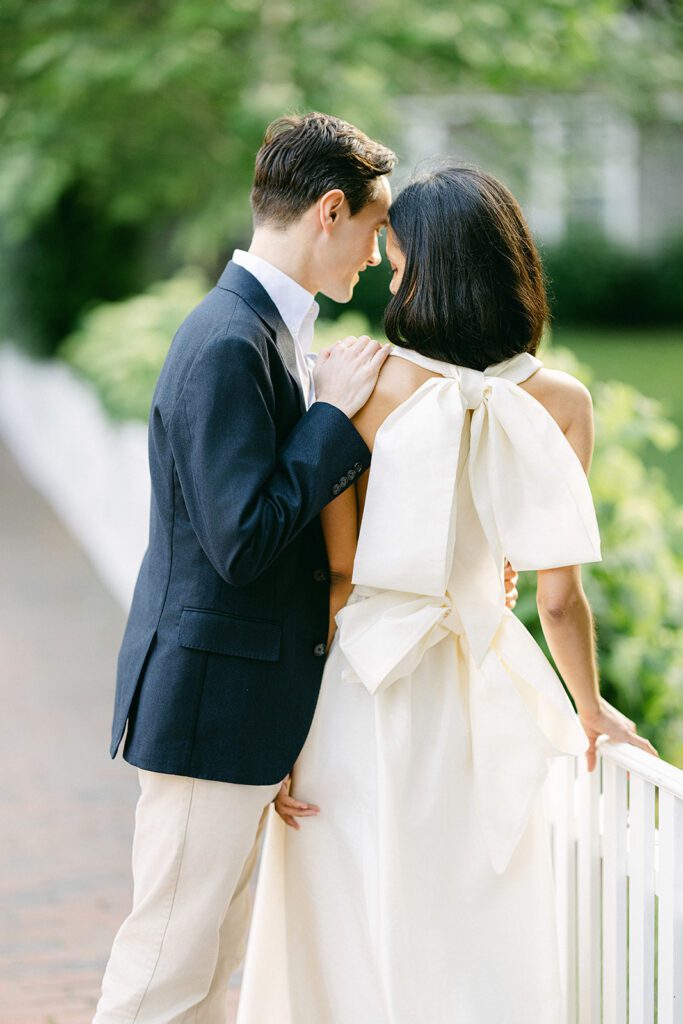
[1,3,682,1017]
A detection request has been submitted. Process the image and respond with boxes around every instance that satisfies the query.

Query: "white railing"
[545,741,683,1024]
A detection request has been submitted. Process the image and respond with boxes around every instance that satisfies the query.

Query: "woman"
[236,167,657,1023]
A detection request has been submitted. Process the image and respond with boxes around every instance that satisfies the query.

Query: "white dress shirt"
[232,249,318,407]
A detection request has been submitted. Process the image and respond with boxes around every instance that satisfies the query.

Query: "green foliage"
[2,1,682,349]
[0,185,148,356]
[543,230,683,327]
[553,328,683,500]
[516,346,683,768]
[2,0,682,258]
[59,267,209,420]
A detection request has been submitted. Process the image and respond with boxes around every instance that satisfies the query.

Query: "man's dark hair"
[384,166,549,370]
[250,112,397,226]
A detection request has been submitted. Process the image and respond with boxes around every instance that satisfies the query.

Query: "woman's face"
[386,225,406,295]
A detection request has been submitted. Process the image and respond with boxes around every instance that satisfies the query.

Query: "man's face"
[316,176,392,303]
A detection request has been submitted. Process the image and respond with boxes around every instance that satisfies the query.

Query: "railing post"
[577,757,601,1023]
[628,776,656,1023]
[657,790,683,1024]
[602,758,627,1023]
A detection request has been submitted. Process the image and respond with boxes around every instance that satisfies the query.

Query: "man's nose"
[367,236,382,267]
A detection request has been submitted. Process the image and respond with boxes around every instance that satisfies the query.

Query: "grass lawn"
[551,328,683,500]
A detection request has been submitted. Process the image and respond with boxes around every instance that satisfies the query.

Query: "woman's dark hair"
[251,112,397,226]
[384,166,549,369]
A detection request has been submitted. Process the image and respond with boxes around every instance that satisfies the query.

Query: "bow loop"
[337,587,462,696]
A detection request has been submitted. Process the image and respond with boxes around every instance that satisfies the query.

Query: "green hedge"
[542,230,683,328]
[59,268,210,420]
[0,186,151,357]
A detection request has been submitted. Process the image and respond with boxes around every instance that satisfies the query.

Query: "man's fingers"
[341,334,381,354]
[370,344,391,372]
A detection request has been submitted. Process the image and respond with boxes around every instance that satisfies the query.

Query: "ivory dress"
[236,348,602,1024]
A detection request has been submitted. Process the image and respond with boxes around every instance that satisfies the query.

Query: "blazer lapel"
[217,261,307,414]
[274,320,306,414]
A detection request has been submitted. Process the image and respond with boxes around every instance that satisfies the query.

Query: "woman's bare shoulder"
[519,366,592,434]
[520,366,594,470]
[352,351,440,450]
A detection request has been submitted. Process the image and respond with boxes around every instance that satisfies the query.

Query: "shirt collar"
[232,250,319,350]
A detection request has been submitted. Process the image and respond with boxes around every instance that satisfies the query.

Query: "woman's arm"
[532,371,658,769]
[536,564,599,717]
[535,372,599,716]
[320,484,359,648]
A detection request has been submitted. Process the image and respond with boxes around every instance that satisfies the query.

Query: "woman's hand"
[504,561,518,610]
[578,696,659,773]
[274,775,320,830]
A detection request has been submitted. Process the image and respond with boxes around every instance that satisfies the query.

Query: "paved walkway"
[0,442,239,1023]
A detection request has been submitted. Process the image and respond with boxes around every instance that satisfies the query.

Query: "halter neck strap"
[389,346,543,386]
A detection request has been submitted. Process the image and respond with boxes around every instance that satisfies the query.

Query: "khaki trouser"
[93,768,282,1024]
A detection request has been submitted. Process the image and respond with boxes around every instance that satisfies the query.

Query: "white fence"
[546,743,683,1023]
[0,345,148,608]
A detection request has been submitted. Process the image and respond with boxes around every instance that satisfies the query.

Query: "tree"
[1,0,682,348]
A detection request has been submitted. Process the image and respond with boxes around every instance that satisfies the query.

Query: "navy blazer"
[111,261,370,784]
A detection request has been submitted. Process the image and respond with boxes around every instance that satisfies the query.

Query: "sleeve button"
[332,483,341,496]
[313,642,327,657]
[339,475,348,487]
[354,462,363,473]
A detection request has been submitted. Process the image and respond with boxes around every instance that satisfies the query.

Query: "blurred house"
[399,92,683,249]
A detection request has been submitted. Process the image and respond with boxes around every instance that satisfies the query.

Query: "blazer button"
[354,462,363,473]
[313,568,327,582]
[313,642,327,657]
[332,483,341,496]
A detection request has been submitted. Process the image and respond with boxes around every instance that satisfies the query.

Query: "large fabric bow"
[337,351,600,874]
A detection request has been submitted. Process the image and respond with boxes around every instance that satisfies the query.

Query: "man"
[94,112,397,1022]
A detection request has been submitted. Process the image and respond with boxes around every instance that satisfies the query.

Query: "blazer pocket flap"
[178,608,281,662]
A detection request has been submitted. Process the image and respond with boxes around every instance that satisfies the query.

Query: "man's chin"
[320,283,355,304]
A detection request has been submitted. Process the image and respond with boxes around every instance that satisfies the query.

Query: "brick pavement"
[0,442,239,1023]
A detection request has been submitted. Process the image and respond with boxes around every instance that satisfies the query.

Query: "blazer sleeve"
[168,332,370,587]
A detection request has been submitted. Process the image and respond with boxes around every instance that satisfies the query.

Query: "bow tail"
[470,613,588,875]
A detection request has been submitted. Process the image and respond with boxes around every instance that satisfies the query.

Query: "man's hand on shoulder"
[313,335,391,419]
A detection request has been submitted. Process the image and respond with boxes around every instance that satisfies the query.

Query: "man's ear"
[318,189,346,234]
